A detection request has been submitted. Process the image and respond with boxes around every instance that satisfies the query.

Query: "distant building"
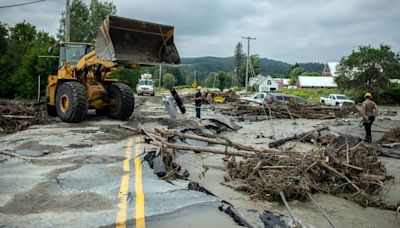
[249,75,279,92]
[389,79,400,84]
[296,76,337,88]
[249,75,266,87]
[322,62,339,77]
[274,78,290,89]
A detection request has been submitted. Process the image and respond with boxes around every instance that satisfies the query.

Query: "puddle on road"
[16,149,43,157]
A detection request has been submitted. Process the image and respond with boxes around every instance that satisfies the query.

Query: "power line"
[0,0,46,9]
[241,36,256,88]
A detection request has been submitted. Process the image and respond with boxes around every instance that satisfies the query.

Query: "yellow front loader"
[46,15,180,122]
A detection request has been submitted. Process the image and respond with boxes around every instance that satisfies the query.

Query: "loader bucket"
[95,15,180,65]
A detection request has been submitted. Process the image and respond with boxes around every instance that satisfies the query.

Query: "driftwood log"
[143,129,256,157]
[268,126,329,148]
[155,128,284,154]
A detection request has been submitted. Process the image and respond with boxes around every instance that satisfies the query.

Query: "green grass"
[279,88,354,104]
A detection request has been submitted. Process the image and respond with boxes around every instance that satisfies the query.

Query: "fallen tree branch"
[261,165,294,169]
[142,129,256,157]
[155,127,284,154]
[269,126,329,148]
[319,161,361,192]
[1,114,35,119]
[341,162,363,171]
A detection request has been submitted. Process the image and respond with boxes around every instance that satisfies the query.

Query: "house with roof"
[296,76,337,88]
[322,62,339,77]
[249,75,279,92]
[274,78,290,89]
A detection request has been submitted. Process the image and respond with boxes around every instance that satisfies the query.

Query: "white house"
[322,62,339,77]
[249,75,279,92]
[297,76,337,88]
[248,75,266,87]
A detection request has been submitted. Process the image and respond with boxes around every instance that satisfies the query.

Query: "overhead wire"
[0,0,46,9]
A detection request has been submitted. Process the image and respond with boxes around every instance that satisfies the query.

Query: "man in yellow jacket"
[362,92,378,142]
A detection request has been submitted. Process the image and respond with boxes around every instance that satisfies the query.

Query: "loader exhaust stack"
[95,15,180,65]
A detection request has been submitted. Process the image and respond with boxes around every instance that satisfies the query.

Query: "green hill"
[180,56,324,78]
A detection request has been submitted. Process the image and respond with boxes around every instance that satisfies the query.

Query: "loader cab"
[59,42,93,66]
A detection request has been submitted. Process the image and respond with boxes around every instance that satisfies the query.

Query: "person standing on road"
[362,92,378,142]
[194,86,202,119]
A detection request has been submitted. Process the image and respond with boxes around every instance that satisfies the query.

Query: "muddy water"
[177,151,400,227]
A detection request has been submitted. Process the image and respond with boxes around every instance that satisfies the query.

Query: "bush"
[375,86,400,105]
[247,84,258,92]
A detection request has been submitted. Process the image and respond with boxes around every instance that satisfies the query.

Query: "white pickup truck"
[320,94,355,107]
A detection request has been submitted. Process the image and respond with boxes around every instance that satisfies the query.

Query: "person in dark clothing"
[194,86,202,119]
[362,92,378,142]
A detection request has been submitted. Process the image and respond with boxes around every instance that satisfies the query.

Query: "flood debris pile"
[0,99,53,134]
[228,135,398,210]
[142,126,397,210]
[219,100,359,120]
[377,126,400,148]
[209,90,239,102]
[181,90,239,103]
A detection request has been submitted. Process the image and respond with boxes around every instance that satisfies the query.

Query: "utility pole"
[241,36,256,88]
[194,70,196,83]
[159,64,162,87]
[65,0,70,42]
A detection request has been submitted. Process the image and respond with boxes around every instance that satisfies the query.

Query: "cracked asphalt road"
[0,119,238,227]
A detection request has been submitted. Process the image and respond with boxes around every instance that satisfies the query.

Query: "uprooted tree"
[335,44,400,103]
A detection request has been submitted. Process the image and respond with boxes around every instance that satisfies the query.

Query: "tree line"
[1,0,398,102]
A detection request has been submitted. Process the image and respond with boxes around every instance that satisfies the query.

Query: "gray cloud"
[0,0,399,63]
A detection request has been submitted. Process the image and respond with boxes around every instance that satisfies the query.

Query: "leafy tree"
[88,0,116,40]
[162,73,176,88]
[111,66,145,91]
[11,47,49,98]
[234,42,245,83]
[335,44,400,92]
[58,0,116,42]
[69,0,90,42]
[0,54,12,97]
[301,71,320,76]
[0,22,8,54]
[250,54,261,76]
[8,21,37,68]
[287,66,305,85]
[203,72,217,88]
[165,66,185,85]
[215,71,228,91]
[0,21,56,98]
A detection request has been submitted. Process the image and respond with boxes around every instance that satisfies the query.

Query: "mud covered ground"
[1,94,400,227]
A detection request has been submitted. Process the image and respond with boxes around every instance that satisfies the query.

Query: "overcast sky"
[0,0,399,63]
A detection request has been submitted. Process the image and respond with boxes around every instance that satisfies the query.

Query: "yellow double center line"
[116,137,146,228]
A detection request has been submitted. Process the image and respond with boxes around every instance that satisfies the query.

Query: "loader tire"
[47,104,58,117]
[56,81,88,123]
[107,83,134,120]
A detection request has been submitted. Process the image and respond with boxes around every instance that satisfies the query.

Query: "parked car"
[320,94,354,107]
[239,92,269,104]
[240,92,308,105]
[271,93,308,105]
